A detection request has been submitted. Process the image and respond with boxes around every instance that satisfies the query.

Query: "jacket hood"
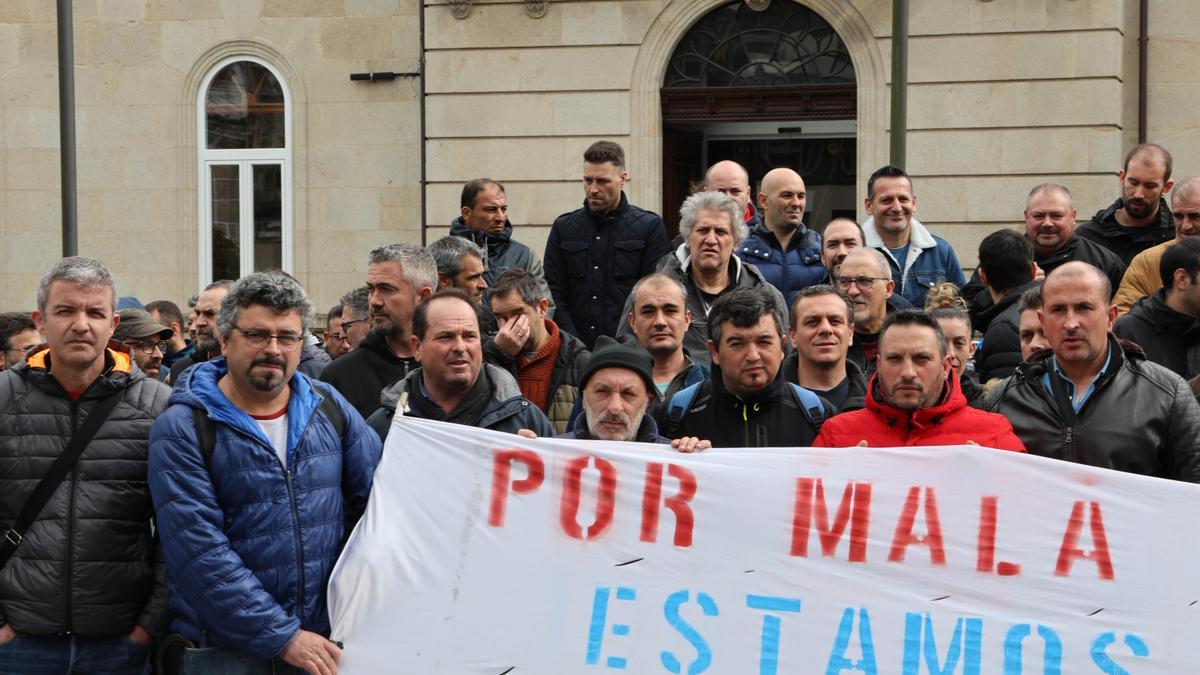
[168,356,324,453]
[378,361,522,412]
[865,365,967,428]
[450,217,514,249]
[665,242,757,286]
[976,280,1039,329]
[1089,197,1173,233]
[863,216,936,250]
[1127,290,1200,335]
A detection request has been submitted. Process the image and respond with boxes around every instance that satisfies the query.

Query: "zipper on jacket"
[64,399,79,633]
[1063,426,1077,463]
[284,467,306,622]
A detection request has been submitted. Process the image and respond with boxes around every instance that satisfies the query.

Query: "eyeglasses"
[834,275,889,290]
[123,340,164,355]
[234,327,304,351]
[341,318,366,331]
[325,332,348,342]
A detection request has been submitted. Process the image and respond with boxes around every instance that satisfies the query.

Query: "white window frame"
[196,56,293,287]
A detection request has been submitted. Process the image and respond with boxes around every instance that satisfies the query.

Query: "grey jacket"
[0,343,171,636]
[367,363,554,440]
[985,337,1200,481]
[616,245,787,367]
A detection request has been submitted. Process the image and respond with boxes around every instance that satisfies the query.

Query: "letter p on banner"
[488,449,545,527]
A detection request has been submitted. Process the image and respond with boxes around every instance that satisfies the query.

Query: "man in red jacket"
[814,309,1026,451]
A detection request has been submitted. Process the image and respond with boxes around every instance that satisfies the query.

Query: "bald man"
[705,160,759,229]
[736,167,826,303]
[987,261,1200,481]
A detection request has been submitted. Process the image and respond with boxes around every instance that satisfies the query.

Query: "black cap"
[581,335,658,397]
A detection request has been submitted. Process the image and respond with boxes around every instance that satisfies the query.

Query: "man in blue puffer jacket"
[149,272,382,674]
[736,167,827,304]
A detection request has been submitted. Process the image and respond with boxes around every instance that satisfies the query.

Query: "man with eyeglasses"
[339,286,371,349]
[167,280,234,385]
[114,308,174,380]
[322,303,350,360]
[1112,176,1200,315]
[0,312,39,371]
[149,271,381,674]
[834,248,898,377]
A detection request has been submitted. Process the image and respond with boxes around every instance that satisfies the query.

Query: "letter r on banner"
[641,463,698,547]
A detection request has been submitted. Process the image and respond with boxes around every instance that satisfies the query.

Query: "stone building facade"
[0,0,1193,313]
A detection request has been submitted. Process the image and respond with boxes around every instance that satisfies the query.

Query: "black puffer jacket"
[656,366,827,448]
[1077,197,1175,266]
[0,344,171,636]
[985,337,1200,481]
[1113,290,1200,380]
[544,192,669,348]
[974,281,1040,384]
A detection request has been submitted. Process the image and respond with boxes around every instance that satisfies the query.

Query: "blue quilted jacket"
[736,223,827,304]
[148,359,381,659]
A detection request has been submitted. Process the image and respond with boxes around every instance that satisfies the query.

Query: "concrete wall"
[1,0,1186,313]
[0,0,421,312]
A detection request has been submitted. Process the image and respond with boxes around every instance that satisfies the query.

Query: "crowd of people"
[1,139,1199,674]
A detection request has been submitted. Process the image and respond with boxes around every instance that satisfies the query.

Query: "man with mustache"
[658,287,828,448]
[1078,143,1176,267]
[166,279,234,385]
[617,190,785,367]
[736,167,826,303]
[149,271,382,674]
[0,257,171,673]
[321,243,436,420]
[557,335,673,443]
[367,289,554,440]
[114,308,174,380]
[988,261,1200,480]
[1111,176,1200,315]
[814,310,1025,450]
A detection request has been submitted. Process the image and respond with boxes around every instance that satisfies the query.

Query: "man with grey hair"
[737,167,826,302]
[429,235,488,303]
[321,243,436,419]
[834,247,897,376]
[167,279,235,385]
[618,190,785,367]
[149,271,381,673]
[0,257,171,672]
[339,286,371,349]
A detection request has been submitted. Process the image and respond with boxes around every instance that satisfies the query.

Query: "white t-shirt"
[252,411,289,468]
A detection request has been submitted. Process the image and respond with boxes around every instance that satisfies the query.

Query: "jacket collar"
[567,409,665,443]
[582,191,630,220]
[672,244,748,287]
[449,217,514,252]
[381,362,522,412]
[863,216,936,251]
[1130,289,1200,334]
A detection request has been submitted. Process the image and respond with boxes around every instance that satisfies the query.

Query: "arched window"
[197,57,292,285]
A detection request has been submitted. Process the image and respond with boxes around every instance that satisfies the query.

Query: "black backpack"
[191,395,345,466]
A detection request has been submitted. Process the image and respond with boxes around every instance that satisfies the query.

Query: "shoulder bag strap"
[0,389,124,571]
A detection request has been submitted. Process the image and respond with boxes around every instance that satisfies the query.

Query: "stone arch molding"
[629,0,887,212]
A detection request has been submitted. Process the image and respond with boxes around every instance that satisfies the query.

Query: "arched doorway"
[660,0,857,238]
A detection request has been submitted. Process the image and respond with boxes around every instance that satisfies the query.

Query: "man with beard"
[988,262,1200,480]
[737,167,826,302]
[658,287,828,448]
[321,243,437,419]
[557,335,709,452]
[149,271,381,673]
[367,289,554,440]
[785,285,867,411]
[1078,143,1176,266]
[145,300,193,376]
[340,286,371,349]
[167,280,234,385]
[813,310,1025,450]
[114,308,174,380]
[1112,176,1200,314]
[1114,238,1200,380]
[821,218,864,276]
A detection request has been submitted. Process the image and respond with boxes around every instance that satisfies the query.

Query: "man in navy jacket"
[149,272,381,674]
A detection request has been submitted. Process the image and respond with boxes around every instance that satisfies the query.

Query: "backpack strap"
[788,383,828,429]
[191,393,346,468]
[663,382,702,438]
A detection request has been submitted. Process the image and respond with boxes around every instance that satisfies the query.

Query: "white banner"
[329,416,1200,674]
